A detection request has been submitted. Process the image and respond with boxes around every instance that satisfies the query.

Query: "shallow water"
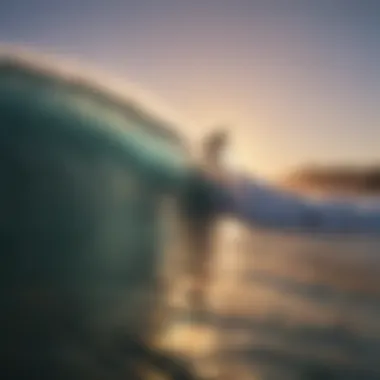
[164,224,380,380]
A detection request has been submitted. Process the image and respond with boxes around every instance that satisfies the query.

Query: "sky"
[1,0,380,178]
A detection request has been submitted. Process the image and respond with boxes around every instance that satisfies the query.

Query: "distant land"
[282,165,380,196]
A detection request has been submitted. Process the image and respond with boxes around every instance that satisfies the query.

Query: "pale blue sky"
[1,0,380,177]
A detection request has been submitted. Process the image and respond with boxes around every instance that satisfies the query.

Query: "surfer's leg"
[184,214,216,315]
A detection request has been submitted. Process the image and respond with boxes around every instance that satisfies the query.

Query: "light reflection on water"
[165,224,380,380]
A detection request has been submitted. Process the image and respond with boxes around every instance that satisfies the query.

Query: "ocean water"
[164,222,380,380]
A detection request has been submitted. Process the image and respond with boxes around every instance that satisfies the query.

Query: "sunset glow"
[1,1,380,178]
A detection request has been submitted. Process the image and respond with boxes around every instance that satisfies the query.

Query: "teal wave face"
[0,58,200,358]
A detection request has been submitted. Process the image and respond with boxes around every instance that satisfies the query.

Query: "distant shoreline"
[282,166,380,197]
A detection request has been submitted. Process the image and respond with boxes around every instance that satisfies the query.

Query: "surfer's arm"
[212,175,380,234]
